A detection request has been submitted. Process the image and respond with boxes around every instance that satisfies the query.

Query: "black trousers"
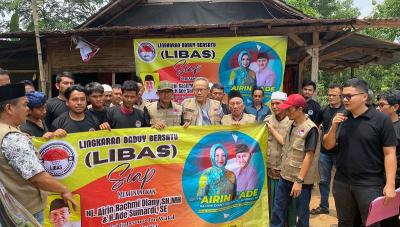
[332,179,384,227]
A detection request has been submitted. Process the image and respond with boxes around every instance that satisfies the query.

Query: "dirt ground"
[309,185,338,227]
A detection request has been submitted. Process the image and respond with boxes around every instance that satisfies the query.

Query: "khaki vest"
[146,101,183,126]
[0,123,46,214]
[134,99,149,111]
[280,118,321,184]
[182,98,222,125]
[265,115,292,171]
[221,113,256,125]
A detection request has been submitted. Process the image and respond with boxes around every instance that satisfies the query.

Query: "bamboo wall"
[46,37,136,74]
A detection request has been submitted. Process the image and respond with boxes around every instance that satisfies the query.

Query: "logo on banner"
[39,141,77,179]
[137,41,156,62]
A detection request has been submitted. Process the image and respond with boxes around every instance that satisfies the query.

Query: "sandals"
[310,206,329,215]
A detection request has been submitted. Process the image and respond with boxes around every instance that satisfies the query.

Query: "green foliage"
[0,0,108,32]
[286,0,319,17]
[9,12,20,32]
[287,0,400,103]
[286,0,361,18]
[364,0,400,42]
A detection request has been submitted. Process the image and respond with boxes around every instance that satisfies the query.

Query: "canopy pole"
[31,0,46,93]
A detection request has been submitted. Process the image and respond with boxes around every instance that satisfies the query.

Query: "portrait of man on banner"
[232,143,258,193]
[140,73,160,101]
[249,52,277,87]
[45,195,81,227]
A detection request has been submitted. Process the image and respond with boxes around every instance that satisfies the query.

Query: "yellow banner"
[134,36,288,104]
[34,124,268,226]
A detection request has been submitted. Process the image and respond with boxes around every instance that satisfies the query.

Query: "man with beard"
[111,84,122,107]
[45,72,74,128]
[100,80,149,129]
[221,90,255,125]
[102,84,113,107]
[0,83,77,224]
[301,79,322,125]
[50,85,98,134]
[144,80,182,129]
[86,82,108,124]
[264,91,295,225]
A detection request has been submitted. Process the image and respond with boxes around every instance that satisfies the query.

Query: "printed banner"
[33,124,268,226]
[134,36,288,105]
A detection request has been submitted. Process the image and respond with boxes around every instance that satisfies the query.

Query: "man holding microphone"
[323,78,397,227]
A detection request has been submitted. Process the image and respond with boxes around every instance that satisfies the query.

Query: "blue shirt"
[245,104,271,122]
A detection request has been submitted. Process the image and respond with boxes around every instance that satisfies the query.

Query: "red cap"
[278,94,307,110]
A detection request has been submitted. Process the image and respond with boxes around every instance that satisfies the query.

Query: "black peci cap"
[0,83,25,102]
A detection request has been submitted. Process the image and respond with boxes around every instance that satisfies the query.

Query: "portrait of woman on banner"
[229,51,257,87]
[197,144,236,199]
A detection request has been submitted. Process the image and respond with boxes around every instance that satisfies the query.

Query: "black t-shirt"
[50,112,99,133]
[321,105,345,153]
[221,103,231,115]
[335,107,397,186]
[45,97,69,128]
[106,106,150,129]
[86,108,108,125]
[20,119,48,137]
[393,120,400,188]
[305,99,322,125]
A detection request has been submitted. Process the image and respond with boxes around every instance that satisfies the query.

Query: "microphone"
[335,109,349,140]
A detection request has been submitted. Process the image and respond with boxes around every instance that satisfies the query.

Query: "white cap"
[271,91,287,101]
[102,84,112,92]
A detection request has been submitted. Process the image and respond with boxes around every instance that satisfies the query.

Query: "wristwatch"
[295,177,304,184]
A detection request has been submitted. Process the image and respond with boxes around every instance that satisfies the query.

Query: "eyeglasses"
[341,93,365,100]
[193,88,208,93]
[377,103,391,108]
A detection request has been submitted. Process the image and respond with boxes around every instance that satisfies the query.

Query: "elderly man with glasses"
[182,77,223,127]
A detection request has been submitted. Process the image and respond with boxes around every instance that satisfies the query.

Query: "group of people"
[0,66,399,227]
[266,79,399,227]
